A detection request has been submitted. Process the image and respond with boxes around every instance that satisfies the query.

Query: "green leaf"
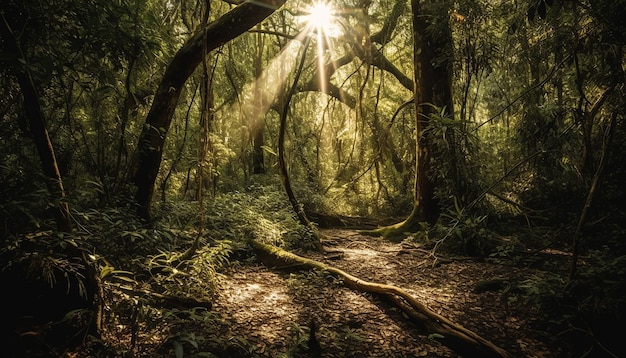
[115,275,137,283]
[428,333,445,340]
[100,265,115,278]
[196,353,219,358]
[64,239,79,248]
[173,340,184,358]
[261,145,277,156]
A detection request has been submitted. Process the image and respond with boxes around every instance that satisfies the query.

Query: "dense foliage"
[1,0,625,356]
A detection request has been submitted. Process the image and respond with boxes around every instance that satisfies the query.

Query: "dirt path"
[212,229,561,357]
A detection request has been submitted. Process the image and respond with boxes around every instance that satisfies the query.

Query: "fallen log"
[250,240,512,358]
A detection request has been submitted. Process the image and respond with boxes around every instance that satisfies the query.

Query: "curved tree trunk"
[132,0,286,220]
[277,34,324,251]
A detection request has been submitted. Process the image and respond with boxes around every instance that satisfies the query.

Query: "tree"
[276,31,327,250]
[368,0,455,239]
[408,0,455,222]
[251,28,268,175]
[132,0,287,220]
[0,14,72,232]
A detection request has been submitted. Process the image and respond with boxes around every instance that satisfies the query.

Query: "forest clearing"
[1,0,625,357]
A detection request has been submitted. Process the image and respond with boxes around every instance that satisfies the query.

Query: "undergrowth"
[95,181,316,356]
[3,174,625,357]
[1,178,317,357]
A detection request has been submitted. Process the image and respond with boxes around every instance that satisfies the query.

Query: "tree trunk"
[0,15,72,233]
[251,240,512,358]
[251,27,267,175]
[132,0,286,220]
[251,121,266,174]
[410,0,454,223]
[364,0,454,239]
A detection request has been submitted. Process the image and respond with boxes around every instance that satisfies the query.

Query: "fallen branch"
[251,240,512,358]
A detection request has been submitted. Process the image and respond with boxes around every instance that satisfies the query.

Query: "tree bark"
[251,240,512,358]
[251,28,267,175]
[0,14,72,232]
[410,0,454,223]
[133,0,286,220]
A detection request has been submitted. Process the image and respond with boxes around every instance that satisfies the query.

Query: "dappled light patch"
[224,281,293,320]
[214,266,302,353]
[227,283,261,302]
[215,260,458,357]
[204,229,562,356]
[2,0,624,356]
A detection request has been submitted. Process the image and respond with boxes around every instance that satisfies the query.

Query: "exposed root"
[250,240,512,358]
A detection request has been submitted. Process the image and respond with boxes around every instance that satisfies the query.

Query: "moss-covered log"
[250,240,512,358]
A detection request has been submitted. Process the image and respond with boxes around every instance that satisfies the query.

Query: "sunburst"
[302,1,341,38]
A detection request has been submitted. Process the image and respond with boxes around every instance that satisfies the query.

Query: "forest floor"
[96,228,577,357]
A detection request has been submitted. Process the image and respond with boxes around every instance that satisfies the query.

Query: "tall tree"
[409,0,455,222]
[369,0,454,239]
[133,0,286,219]
[251,27,267,175]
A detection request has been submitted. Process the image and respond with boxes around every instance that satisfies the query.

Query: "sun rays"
[303,1,339,36]
[221,1,344,137]
[300,1,342,112]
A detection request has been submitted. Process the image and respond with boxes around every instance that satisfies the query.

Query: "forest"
[1,0,625,356]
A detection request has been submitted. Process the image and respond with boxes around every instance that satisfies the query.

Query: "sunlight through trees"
[1,0,625,356]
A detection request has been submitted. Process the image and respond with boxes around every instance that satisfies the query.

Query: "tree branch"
[133,0,286,219]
